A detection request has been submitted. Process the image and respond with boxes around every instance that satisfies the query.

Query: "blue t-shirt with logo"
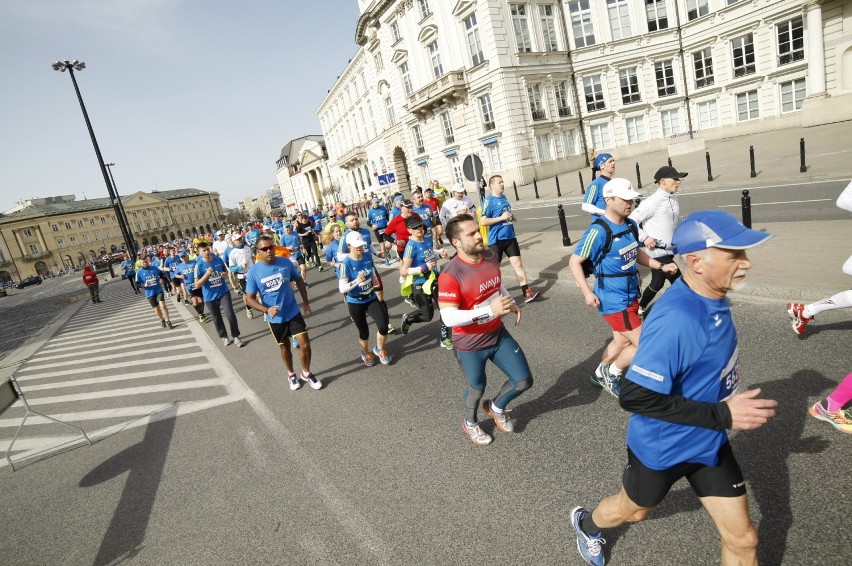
[339,254,378,304]
[174,260,197,287]
[368,206,389,229]
[403,238,437,285]
[583,175,609,213]
[625,278,739,470]
[245,258,302,324]
[281,232,302,259]
[481,194,516,244]
[325,239,342,278]
[412,204,434,230]
[135,266,163,298]
[163,256,179,277]
[121,260,136,277]
[574,216,641,315]
[194,255,229,301]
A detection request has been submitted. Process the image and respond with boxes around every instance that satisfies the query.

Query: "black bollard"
[555,175,562,198]
[558,204,571,247]
[741,190,752,228]
[533,178,540,199]
[799,138,807,173]
[667,157,673,168]
[706,151,713,182]
[579,171,585,194]
[635,162,642,189]
[513,180,520,201]
[749,146,757,178]
[591,167,597,180]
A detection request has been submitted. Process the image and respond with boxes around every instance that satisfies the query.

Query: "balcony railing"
[407,69,469,117]
[337,145,367,169]
[483,121,496,132]
[444,135,455,145]
[530,109,547,121]
[557,107,572,117]
[22,250,52,262]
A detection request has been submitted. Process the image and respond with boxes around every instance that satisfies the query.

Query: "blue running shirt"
[574,217,641,314]
[625,278,740,470]
[194,255,229,301]
[245,258,302,323]
[135,266,163,298]
[174,260,197,287]
[281,233,302,259]
[403,238,437,285]
[583,176,609,213]
[481,194,516,244]
[339,254,379,304]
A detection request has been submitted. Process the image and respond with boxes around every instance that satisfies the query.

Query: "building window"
[480,94,496,131]
[418,0,431,19]
[535,133,554,162]
[583,75,606,111]
[686,0,709,21]
[619,67,641,104]
[65,222,72,230]
[562,130,578,155]
[100,216,107,223]
[589,123,612,149]
[82,234,90,243]
[428,41,443,78]
[94,231,101,241]
[693,47,714,88]
[29,244,39,255]
[487,143,503,170]
[660,108,681,136]
[509,4,532,53]
[384,97,396,126]
[146,222,152,230]
[527,83,547,121]
[412,125,425,154]
[555,81,572,117]
[375,53,384,71]
[696,100,718,129]
[70,236,77,245]
[89,217,96,225]
[105,228,112,238]
[625,116,647,144]
[655,60,676,97]
[23,228,33,237]
[400,62,413,96]
[645,0,668,32]
[78,219,85,227]
[464,13,485,66]
[777,18,804,66]
[736,90,759,121]
[419,162,431,186]
[391,21,401,43]
[568,1,595,48]
[57,238,65,248]
[731,33,755,78]
[441,111,455,144]
[539,5,559,51]
[607,0,632,40]
[780,79,806,112]
[51,224,59,232]
[449,155,464,183]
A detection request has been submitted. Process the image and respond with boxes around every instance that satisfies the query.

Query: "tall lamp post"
[51,59,137,261]
[104,163,136,257]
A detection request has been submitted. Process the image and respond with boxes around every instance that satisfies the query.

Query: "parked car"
[16,275,43,289]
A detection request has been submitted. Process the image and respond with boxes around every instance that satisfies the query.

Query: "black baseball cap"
[400,199,414,208]
[405,216,424,229]
[654,165,688,182]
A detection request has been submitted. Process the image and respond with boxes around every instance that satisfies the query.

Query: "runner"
[438,184,475,227]
[582,153,616,216]
[244,235,320,391]
[194,240,243,348]
[135,252,174,329]
[227,234,255,319]
[438,214,533,446]
[423,186,444,245]
[174,251,206,322]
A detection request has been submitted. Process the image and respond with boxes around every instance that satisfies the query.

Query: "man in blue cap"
[582,153,616,216]
[570,210,778,566]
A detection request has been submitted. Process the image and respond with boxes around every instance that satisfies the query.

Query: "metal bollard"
[741,190,752,228]
[533,178,540,199]
[706,152,713,182]
[513,181,520,201]
[558,204,571,247]
[591,167,597,181]
[635,162,642,189]
[667,157,673,168]
[799,138,807,173]
[555,175,561,198]
[579,171,585,194]
[749,146,757,178]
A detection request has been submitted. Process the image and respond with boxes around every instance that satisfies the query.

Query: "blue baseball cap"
[672,211,773,255]
[593,153,614,169]
[178,251,188,258]
[371,197,380,203]
[393,194,404,202]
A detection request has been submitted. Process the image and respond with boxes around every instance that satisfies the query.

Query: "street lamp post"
[52,59,137,261]
[104,162,136,257]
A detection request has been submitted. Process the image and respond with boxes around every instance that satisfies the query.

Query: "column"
[806,1,826,96]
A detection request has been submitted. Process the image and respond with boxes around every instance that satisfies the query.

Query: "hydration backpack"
[581,218,640,287]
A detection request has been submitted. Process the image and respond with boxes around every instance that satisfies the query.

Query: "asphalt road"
[1,258,849,565]
[511,179,850,235]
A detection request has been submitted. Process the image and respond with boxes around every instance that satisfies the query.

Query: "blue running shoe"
[373,345,392,365]
[570,506,606,566]
[590,365,621,398]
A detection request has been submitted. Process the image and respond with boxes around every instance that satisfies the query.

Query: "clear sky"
[0,0,361,213]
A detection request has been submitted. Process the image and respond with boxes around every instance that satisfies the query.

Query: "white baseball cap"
[451,183,465,193]
[602,178,641,200]
[345,232,367,248]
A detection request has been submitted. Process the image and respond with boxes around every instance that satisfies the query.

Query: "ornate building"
[0,188,224,282]
[275,135,338,214]
[316,0,850,198]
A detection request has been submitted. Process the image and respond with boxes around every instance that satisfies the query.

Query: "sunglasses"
[409,224,424,230]
[257,246,274,252]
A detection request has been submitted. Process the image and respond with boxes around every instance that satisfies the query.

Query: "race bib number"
[719,347,740,401]
[144,275,157,288]
[261,273,285,293]
[618,240,639,270]
[208,274,224,288]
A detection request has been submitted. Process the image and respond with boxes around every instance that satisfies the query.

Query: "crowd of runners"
[107,166,850,566]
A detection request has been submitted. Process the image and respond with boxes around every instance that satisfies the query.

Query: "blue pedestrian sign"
[378,173,396,186]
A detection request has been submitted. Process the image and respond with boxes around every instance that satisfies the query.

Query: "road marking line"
[8,378,224,406]
[15,352,207,378]
[21,364,213,391]
[27,333,191,362]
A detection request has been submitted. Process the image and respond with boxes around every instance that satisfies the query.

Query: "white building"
[317,0,851,195]
[275,136,339,214]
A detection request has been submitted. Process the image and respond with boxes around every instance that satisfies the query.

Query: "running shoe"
[300,372,322,390]
[222,337,231,347]
[373,346,393,365]
[166,320,174,330]
[199,314,207,323]
[482,399,514,432]
[400,313,412,335]
[232,336,244,348]
[161,320,167,329]
[246,306,253,319]
[570,506,606,566]
[590,365,621,398]
[318,265,324,272]
[786,303,812,335]
[638,306,646,321]
[287,373,301,391]
[440,338,454,350]
[404,297,417,308]
[462,421,493,446]
[360,351,377,367]
[384,257,391,267]
[524,288,540,303]
[292,337,300,349]
[809,401,852,434]
[386,323,396,334]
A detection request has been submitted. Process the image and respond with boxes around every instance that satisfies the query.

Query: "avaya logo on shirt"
[479,277,500,294]
[438,291,456,299]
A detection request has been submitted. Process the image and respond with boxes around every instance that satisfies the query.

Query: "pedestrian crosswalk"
[1,282,247,467]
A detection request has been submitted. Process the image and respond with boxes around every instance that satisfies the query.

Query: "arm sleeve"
[581,202,606,215]
[619,378,733,430]
[440,305,495,327]
[339,278,359,294]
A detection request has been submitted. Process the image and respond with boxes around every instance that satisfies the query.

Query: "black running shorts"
[622,442,746,508]
[268,313,308,344]
[488,238,521,261]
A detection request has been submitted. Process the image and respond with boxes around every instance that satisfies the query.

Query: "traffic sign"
[462,154,483,182]
[377,173,397,186]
